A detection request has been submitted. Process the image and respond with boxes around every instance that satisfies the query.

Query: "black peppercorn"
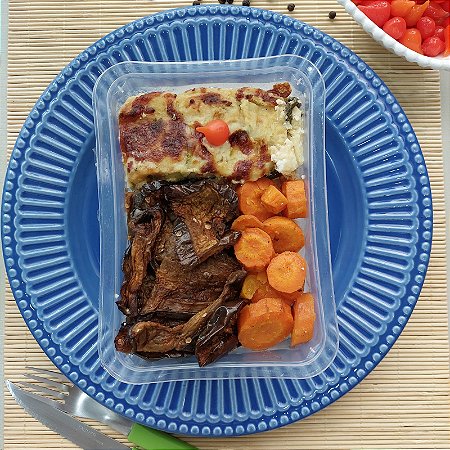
[218,0,226,3]
[287,3,295,11]
[192,0,200,4]
[227,0,234,3]
[328,10,337,19]
[243,0,250,5]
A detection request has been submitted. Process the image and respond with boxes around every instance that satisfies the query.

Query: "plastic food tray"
[93,55,338,384]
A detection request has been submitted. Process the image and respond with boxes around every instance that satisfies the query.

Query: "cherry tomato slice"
[422,35,446,55]
[417,16,437,38]
[435,25,445,40]
[358,1,391,27]
[399,28,424,53]
[383,16,407,39]
[424,1,450,21]
[444,25,450,55]
[405,1,430,27]
[391,0,416,18]
[438,16,450,27]
[196,120,230,146]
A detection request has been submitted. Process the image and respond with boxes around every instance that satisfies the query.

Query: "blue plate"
[2,6,432,436]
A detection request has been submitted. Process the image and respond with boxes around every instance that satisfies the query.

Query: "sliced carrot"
[238,297,294,351]
[267,251,307,294]
[291,292,316,347]
[255,177,276,191]
[278,290,303,307]
[284,289,304,299]
[241,273,267,300]
[263,216,305,253]
[281,180,307,219]
[232,215,264,233]
[251,282,299,305]
[237,178,276,221]
[251,283,282,303]
[260,185,288,214]
[234,228,274,272]
[255,271,269,284]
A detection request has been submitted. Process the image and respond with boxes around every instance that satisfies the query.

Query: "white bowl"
[337,0,450,71]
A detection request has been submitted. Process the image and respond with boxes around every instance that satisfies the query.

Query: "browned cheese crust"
[119,83,291,186]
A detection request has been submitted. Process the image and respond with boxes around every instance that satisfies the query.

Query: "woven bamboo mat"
[4,1,449,449]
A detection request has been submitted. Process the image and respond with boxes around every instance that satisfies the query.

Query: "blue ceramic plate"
[2,6,432,436]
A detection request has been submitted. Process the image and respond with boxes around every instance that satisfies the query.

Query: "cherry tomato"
[196,120,230,146]
[383,17,407,39]
[417,16,437,38]
[424,1,450,21]
[405,0,430,27]
[444,25,450,55]
[435,25,445,39]
[391,0,416,18]
[358,1,391,27]
[422,35,446,55]
[399,28,424,53]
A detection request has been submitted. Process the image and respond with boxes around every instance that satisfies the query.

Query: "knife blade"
[6,380,130,450]
[17,367,197,450]
[56,389,197,450]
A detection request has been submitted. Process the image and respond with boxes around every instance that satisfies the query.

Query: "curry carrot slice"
[281,180,307,219]
[234,228,274,272]
[267,251,307,294]
[237,178,276,221]
[241,272,268,300]
[263,216,305,253]
[232,215,264,233]
[238,297,294,351]
[260,185,288,215]
[291,292,316,347]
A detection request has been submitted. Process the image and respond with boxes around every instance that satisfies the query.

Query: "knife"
[6,380,131,449]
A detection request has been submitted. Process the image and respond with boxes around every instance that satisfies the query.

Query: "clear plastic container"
[93,55,338,384]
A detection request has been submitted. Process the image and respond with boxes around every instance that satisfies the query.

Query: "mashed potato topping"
[119,83,304,186]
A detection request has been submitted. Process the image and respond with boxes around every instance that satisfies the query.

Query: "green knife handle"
[128,423,198,450]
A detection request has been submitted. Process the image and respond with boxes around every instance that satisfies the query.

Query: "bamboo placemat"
[4,1,449,449]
